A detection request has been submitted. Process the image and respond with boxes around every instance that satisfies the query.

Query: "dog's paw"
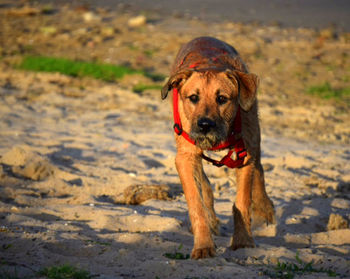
[230,235,255,250]
[191,246,216,259]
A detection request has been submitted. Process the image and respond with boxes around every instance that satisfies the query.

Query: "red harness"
[172,88,247,168]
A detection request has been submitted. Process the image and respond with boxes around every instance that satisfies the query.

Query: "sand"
[0,3,350,279]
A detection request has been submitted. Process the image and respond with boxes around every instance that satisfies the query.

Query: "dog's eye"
[216,95,228,105]
[188,94,199,104]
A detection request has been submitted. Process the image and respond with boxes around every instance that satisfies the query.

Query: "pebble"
[127,15,147,28]
[331,198,350,209]
[83,12,100,22]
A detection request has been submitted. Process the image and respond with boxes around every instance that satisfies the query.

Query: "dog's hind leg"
[251,162,275,226]
[230,163,255,250]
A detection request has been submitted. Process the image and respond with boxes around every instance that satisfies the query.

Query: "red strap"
[173,88,196,145]
[172,88,247,168]
[201,140,247,168]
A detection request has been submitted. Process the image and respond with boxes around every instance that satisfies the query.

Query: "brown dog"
[161,37,275,259]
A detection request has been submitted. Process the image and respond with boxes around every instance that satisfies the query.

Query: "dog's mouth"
[192,134,222,149]
[190,120,227,150]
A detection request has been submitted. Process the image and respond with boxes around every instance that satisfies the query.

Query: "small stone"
[127,15,147,28]
[327,214,349,231]
[83,12,100,22]
[331,199,350,209]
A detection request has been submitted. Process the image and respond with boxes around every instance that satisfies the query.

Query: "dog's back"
[172,37,247,75]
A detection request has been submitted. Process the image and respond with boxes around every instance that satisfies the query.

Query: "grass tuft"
[263,252,339,279]
[38,264,91,279]
[306,82,350,101]
[17,56,164,82]
[132,83,163,94]
[163,244,190,260]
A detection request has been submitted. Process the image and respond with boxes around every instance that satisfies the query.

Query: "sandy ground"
[0,3,350,279]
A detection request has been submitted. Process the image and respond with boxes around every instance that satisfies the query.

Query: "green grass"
[17,56,164,82]
[263,252,338,279]
[306,82,350,101]
[38,264,91,279]
[132,83,163,94]
[163,244,190,260]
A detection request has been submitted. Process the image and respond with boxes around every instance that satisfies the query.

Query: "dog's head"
[162,69,259,149]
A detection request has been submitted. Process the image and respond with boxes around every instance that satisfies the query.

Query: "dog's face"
[162,69,258,150]
[180,71,238,149]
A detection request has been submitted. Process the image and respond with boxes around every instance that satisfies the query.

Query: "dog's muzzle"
[190,117,227,149]
[197,117,216,134]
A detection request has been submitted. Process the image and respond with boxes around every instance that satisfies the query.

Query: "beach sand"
[0,3,349,278]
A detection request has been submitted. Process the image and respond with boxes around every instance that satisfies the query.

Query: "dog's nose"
[197,117,216,134]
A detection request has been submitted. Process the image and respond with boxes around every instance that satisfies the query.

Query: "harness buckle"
[173,123,183,135]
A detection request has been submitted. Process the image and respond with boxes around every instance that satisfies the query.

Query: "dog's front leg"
[231,163,255,250]
[175,150,216,259]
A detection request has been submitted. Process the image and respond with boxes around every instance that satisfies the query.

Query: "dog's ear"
[226,70,259,111]
[161,70,193,100]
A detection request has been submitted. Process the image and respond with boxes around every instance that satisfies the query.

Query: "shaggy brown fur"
[162,37,275,259]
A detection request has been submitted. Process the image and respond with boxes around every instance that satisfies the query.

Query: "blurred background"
[36,0,350,31]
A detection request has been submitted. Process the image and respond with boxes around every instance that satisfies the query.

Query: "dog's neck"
[172,88,247,168]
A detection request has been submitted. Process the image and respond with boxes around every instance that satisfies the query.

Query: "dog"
[161,37,275,259]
